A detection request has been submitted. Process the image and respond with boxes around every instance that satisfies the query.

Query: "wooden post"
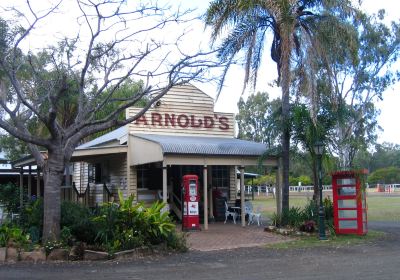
[240,166,245,227]
[28,166,32,200]
[36,167,41,197]
[162,163,167,204]
[203,165,208,230]
[19,169,24,211]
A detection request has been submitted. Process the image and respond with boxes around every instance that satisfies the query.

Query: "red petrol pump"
[182,174,200,231]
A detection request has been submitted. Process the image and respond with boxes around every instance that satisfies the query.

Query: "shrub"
[299,220,316,233]
[0,183,20,214]
[91,191,178,252]
[92,203,120,245]
[60,226,74,247]
[165,232,188,252]
[20,198,43,238]
[0,223,30,248]
[271,206,304,228]
[302,199,318,222]
[323,196,334,221]
[61,201,96,243]
[138,201,175,245]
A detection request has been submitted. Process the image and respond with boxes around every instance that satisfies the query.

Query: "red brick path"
[183,222,292,251]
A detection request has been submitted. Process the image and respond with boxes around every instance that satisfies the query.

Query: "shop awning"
[130,133,278,167]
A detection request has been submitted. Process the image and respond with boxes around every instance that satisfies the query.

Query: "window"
[212,166,229,188]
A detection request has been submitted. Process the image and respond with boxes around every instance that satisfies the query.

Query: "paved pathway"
[185,222,291,251]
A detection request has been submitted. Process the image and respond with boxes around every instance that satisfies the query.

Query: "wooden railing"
[170,192,182,221]
[103,183,114,203]
[61,182,114,207]
[61,182,80,203]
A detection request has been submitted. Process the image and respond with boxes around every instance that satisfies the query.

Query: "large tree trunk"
[42,148,65,242]
[280,25,292,216]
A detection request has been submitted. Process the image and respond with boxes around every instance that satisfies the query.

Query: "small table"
[230,206,241,215]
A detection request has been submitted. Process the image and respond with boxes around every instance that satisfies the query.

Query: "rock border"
[0,245,167,263]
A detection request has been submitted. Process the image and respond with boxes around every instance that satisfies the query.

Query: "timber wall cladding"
[126,85,235,137]
[229,166,237,202]
[72,162,89,192]
[72,154,128,197]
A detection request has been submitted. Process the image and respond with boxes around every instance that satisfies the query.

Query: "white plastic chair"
[224,201,237,224]
[244,201,262,226]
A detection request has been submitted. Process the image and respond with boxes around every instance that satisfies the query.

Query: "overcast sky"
[185,0,400,146]
[3,0,400,145]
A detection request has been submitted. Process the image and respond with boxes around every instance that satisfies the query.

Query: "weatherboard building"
[15,84,281,228]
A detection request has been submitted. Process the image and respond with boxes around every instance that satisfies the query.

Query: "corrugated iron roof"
[133,134,268,156]
[77,126,127,149]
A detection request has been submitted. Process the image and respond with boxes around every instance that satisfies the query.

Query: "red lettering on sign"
[177,114,189,128]
[203,116,214,128]
[190,115,203,128]
[134,112,230,131]
[164,113,176,127]
[218,117,229,130]
[151,113,163,126]
[135,115,148,125]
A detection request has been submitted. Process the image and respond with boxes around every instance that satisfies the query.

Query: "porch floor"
[182,222,292,251]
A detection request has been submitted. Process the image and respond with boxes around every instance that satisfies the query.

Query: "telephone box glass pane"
[338,199,356,208]
[339,220,357,229]
[189,180,197,196]
[337,187,356,196]
[337,178,356,185]
[339,210,357,218]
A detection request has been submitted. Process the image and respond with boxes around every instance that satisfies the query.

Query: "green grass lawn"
[252,193,400,222]
[266,230,386,249]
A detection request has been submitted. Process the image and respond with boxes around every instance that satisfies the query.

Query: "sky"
[2,0,400,146]
[179,0,400,146]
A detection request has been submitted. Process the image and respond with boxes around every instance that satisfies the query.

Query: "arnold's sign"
[134,112,230,130]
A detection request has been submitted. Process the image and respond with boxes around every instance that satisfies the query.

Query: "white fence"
[243,185,332,197]
[244,184,400,196]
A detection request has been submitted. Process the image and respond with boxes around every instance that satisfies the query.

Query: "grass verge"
[266,230,386,249]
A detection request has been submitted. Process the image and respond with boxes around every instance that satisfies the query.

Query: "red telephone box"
[182,175,200,231]
[332,170,368,235]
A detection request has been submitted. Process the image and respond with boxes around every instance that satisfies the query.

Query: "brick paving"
[183,222,292,251]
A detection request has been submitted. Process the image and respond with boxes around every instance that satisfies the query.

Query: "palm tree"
[205,0,311,215]
[205,0,353,215]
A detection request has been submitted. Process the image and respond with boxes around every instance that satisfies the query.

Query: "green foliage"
[92,203,120,246]
[140,201,176,244]
[368,167,400,184]
[164,232,188,252]
[271,197,333,230]
[0,223,30,248]
[20,198,43,236]
[91,191,180,252]
[236,93,281,149]
[252,174,276,186]
[289,175,313,186]
[60,226,74,247]
[272,207,305,229]
[0,183,20,213]
[60,201,96,243]
[323,197,334,220]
